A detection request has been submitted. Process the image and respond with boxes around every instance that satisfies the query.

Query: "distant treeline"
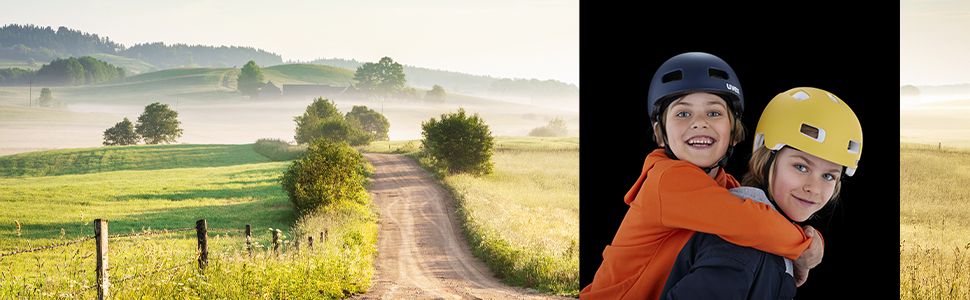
[120,42,282,69]
[0,24,123,60]
[0,56,124,86]
[0,23,281,70]
[309,57,579,99]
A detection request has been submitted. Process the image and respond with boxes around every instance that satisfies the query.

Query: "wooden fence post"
[196,219,208,271]
[272,229,280,252]
[94,219,109,300]
[308,236,314,250]
[245,224,251,253]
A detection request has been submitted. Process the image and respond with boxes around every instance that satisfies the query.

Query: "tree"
[37,87,53,107]
[421,108,495,175]
[353,56,406,99]
[103,117,139,146]
[279,139,372,214]
[425,84,446,102]
[135,102,183,144]
[345,105,390,141]
[237,60,264,98]
[528,116,568,137]
[293,97,372,146]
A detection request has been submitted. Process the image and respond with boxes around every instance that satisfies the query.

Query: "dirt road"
[353,153,572,300]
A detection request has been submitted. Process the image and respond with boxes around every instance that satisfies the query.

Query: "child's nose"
[690,118,709,129]
[803,177,821,195]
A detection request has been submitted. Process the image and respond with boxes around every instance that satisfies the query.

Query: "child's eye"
[676,111,690,118]
[794,164,807,172]
[707,111,722,117]
[822,173,837,181]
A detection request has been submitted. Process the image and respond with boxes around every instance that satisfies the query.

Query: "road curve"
[351,153,571,300]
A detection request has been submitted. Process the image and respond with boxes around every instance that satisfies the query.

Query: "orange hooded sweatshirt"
[580,149,814,300]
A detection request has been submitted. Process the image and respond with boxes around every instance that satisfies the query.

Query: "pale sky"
[901,0,970,86]
[0,0,579,86]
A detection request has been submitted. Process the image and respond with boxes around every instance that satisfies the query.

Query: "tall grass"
[390,136,579,296]
[900,142,970,299]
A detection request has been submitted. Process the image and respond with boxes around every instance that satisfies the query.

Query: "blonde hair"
[741,146,843,213]
[651,93,745,147]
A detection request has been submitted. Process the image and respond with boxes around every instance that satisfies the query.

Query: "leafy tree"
[421,108,495,175]
[35,57,85,85]
[425,84,446,102]
[135,102,183,144]
[279,139,372,214]
[528,116,568,137]
[353,56,406,99]
[103,117,139,146]
[293,97,372,146]
[237,60,264,98]
[345,105,389,141]
[37,87,53,108]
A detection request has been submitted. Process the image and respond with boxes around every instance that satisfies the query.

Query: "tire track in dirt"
[352,153,570,300]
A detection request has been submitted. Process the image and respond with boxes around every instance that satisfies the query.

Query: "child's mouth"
[793,195,816,207]
[686,136,716,148]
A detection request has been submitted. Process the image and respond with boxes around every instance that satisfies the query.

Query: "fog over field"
[0,82,578,156]
[900,85,970,148]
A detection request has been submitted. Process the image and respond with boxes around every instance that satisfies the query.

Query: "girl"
[659,87,863,299]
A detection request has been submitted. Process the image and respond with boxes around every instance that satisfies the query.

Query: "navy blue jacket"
[660,187,797,300]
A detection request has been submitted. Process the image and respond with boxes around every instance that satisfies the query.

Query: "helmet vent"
[662,70,683,83]
[826,93,839,103]
[800,123,825,142]
[791,90,811,101]
[709,68,729,80]
[847,139,861,154]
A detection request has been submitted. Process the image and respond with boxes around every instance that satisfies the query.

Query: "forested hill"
[0,24,281,70]
[0,24,122,62]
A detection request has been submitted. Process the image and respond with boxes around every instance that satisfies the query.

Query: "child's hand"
[793,225,823,287]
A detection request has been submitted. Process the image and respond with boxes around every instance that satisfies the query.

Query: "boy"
[580,53,821,300]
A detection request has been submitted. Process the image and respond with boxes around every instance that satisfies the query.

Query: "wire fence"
[1,219,328,300]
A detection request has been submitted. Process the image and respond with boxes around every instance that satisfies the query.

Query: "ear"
[653,122,665,147]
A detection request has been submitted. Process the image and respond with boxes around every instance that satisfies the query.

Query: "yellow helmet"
[753,87,863,176]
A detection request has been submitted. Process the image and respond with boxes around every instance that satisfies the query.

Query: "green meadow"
[1,136,578,298]
[900,142,970,299]
[0,143,376,299]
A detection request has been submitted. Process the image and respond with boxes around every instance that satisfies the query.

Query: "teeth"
[687,137,714,145]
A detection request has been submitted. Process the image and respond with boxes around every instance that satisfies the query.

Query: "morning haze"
[0,1,579,155]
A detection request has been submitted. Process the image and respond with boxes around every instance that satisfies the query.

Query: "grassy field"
[0,143,376,299]
[365,136,580,296]
[900,142,970,299]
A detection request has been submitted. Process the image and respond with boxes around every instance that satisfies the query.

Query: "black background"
[579,4,897,299]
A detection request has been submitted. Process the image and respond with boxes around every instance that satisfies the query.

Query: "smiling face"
[769,147,842,222]
[655,93,735,171]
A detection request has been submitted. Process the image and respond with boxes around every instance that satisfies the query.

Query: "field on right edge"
[900,142,970,299]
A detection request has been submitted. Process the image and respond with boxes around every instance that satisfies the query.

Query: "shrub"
[421,108,495,175]
[279,139,372,215]
[253,138,305,161]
